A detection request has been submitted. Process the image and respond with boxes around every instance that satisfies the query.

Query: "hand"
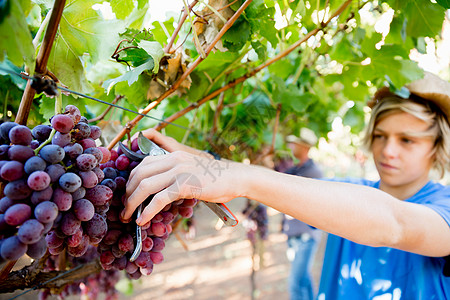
[131,128,202,155]
[121,151,243,225]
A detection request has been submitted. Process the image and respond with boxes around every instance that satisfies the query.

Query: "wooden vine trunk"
[0,0,353,294]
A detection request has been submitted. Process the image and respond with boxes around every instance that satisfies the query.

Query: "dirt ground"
[1,199,326,300]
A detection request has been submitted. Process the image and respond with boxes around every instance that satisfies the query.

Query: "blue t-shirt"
[317,178,450,300]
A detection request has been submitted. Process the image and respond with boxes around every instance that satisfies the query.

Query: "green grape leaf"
[110,0,134,19]
[222,17,251,52]
[251,40,266,61]
[117,48,151,67]
[435,0,450,9]
[103,58,154,93]
[403,0,446,38]
[137,40,164,73]
[114,73,151,108]
[0,0,34,71]
[150,17,176,45]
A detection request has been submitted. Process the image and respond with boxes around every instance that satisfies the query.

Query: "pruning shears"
[119,132,238,262]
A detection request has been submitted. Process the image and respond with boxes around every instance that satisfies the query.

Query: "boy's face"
[371,111,435,195]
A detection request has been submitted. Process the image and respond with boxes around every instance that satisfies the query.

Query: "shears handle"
[202,201,238,227]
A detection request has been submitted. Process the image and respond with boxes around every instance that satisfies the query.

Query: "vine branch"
[107,0,254,150]
[17,0,66,125]
[0,259,102,294]
[154,0,352,131]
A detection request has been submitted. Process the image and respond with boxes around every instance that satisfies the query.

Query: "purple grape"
[64,105,81,124]
[4,203,31,226]
[142,237,154,252]
[67,227,83,247]
[97,147,111,164]
[4,179,32,200]
[114,176,126,190]
[27,170,51,191]
[59,172,82,193]
[39,144,65,164]
[0,144,10,159]
[26,237,47,259]
[52,132,71,147]
[79,170,98,188]
[0,161,24,181]
[84,147,103,164]
[73,199,95,221]
[85,213,107,239]
[149,251,164,264]
[1,235,27,260]
[76,153,97,171]
[100,178,116,191]
[72,122,91,140]
[134,251,151,268]
[31,186,53,205]
[45,164,65,182]
[118,234,134,252]
[151,222,167,237]
[45,230,64,248]
[79,138,96,150]
[85,185,113,206]
[103,167,117,179]
[115,154,130,171]
[67,234,89,257]
[92,167,105,182]
[100,250,115,265]
[0,122,18,141]
[61,212,81,235]
[34,201,59,223]
[71,187,86,201]
[131,138,139,151]
[89,125,101,140]
[179,207,193,218]
[18,219,45,244]
[103,229,121,245]
[128,270,142,279]
[48,243,65,255]
[9,125,32,145]
[30,140,40,149]
[112,255,127,270]
[32,124,52,142]
[64,143,83,159]
[52,187,73,211]
[0,197,14,213]
[152,237,165,251]
[24,156,47,174]
[51,114,74,134]
[8,145,35,162]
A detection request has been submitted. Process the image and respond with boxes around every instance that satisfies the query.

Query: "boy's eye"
[373,134,383,139]
[401,138,413,144]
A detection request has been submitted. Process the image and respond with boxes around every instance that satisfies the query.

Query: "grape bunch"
[242,199,268,243]
[0,104,112,263]
[38,246,120,300]
[96,140,198,279]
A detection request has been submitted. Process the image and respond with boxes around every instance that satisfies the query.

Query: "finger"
[121,172,175,221]
[127,155,172,193]
[137,185,183,225]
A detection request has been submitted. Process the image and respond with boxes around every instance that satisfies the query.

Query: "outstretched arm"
[122,142,450,258]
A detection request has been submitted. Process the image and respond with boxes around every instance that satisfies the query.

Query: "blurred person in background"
[281,128,323,300]
[123,71,450,299]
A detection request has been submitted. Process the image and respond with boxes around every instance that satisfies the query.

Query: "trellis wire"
[0,66,191,131]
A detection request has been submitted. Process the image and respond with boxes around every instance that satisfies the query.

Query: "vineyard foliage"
[0,0,449,161]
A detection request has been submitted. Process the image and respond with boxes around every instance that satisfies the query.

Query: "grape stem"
[34,128,56,155]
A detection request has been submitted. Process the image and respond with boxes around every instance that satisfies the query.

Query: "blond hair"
[363,96,450,178]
